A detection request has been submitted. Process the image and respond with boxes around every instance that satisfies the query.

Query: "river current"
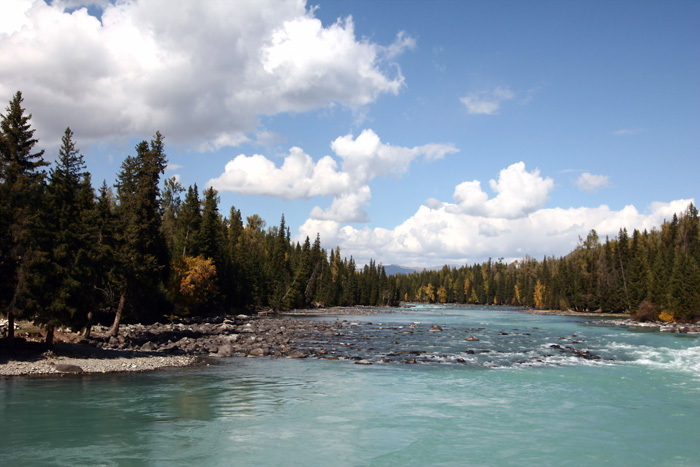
[1,305,699,466]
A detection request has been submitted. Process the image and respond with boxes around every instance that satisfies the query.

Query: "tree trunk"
[7,311,15,346]
[108,293,125,337]
[45,324,54,347]
[82,312,93,338]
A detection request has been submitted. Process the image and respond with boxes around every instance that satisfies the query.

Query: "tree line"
[392,204,700,322]
[0,92,398,345]
[2,91,698,347]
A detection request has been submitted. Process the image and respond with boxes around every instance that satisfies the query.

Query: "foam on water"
[608,341,700,378]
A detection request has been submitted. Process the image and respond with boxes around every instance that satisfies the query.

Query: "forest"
[1,91,699,346]
[393,207,700,323]
[0,92,398,345]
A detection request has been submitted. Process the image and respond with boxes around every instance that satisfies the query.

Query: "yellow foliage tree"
[658,311,675,323]
[513,284,521,306]
[171,255,218,314]
[437,285,448,303]
[533,280,546,309]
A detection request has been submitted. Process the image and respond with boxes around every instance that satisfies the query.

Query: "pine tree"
[177,184,201,258]
[161,176,184,257]
[109,133,169,335]
[197,187,224,264]
[0,91,48,344]
[90,181,119,337]
[668,251,700,321]
[32,128,96,344]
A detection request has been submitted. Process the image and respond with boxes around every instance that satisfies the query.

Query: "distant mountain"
[382,264,426,276]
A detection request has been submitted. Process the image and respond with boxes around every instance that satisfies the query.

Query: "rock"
[217,344,234,357]
[248,348,267,357]
[286,349,306,359]
[53,363,84,373]
[355,359,372,365]
[429,325,443,332]
[141,341,156,351]
[466,336,479,341]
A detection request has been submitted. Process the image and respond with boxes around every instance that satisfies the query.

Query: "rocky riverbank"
[589,318,700,333]
[1,309,389,377]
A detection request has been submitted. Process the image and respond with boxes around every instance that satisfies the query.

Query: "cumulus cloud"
[208,129,458,223]
[0,0,413,148]
[460,86,515,115]
[300,191,695,267]
[294,160,694,266]
[576,172,611,193]
[207,147,350,199]
[449,162,554,219]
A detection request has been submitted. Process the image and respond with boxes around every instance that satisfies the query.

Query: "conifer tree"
[161,176,184,257]
[109,133,168,335]
[177,184,202,258]
[197,187,224,264]
[0,91,48,344]
[30,128,96,344]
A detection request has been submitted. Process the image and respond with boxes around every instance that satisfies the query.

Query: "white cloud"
[460,86,515,115]
[207,147,350,200]
[294,159,694,267]
[576,172,611,193]
[0,0,413,148]
[208,129,458,223]
[302,193,695,267]
[449,162,554,219]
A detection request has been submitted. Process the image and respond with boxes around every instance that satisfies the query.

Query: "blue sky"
[1,0,698,266]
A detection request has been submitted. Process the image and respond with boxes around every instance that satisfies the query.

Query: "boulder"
[286,349,306,359]
[429,325,443,332]
[53,363,84,373]
[141,341,157,351]
[248,348,267,357]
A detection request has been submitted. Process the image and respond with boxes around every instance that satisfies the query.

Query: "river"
[1,305,699,466]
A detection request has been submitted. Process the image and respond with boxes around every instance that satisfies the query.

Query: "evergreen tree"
[0,91,48,344]
[161,176,184,257]
[30,128,96,344]
[197,187,224,264]
[90,181,119,336]
[109,133,169,335]
[668,250,700,321]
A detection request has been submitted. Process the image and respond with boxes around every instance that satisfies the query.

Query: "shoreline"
[3,306,696,378]
[517,308,629,318]
[0,340,202,377]
[1,309,380,378]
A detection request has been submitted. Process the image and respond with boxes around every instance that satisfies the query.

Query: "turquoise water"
[2,305,699,466]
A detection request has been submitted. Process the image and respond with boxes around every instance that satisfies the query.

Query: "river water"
[2,305,699,466]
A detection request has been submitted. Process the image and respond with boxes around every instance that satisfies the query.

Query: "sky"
[1,0,698,267]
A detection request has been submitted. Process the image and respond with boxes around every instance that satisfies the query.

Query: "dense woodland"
[0,92,398,345]
[1,91,699,345]
[393,208,700,323]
